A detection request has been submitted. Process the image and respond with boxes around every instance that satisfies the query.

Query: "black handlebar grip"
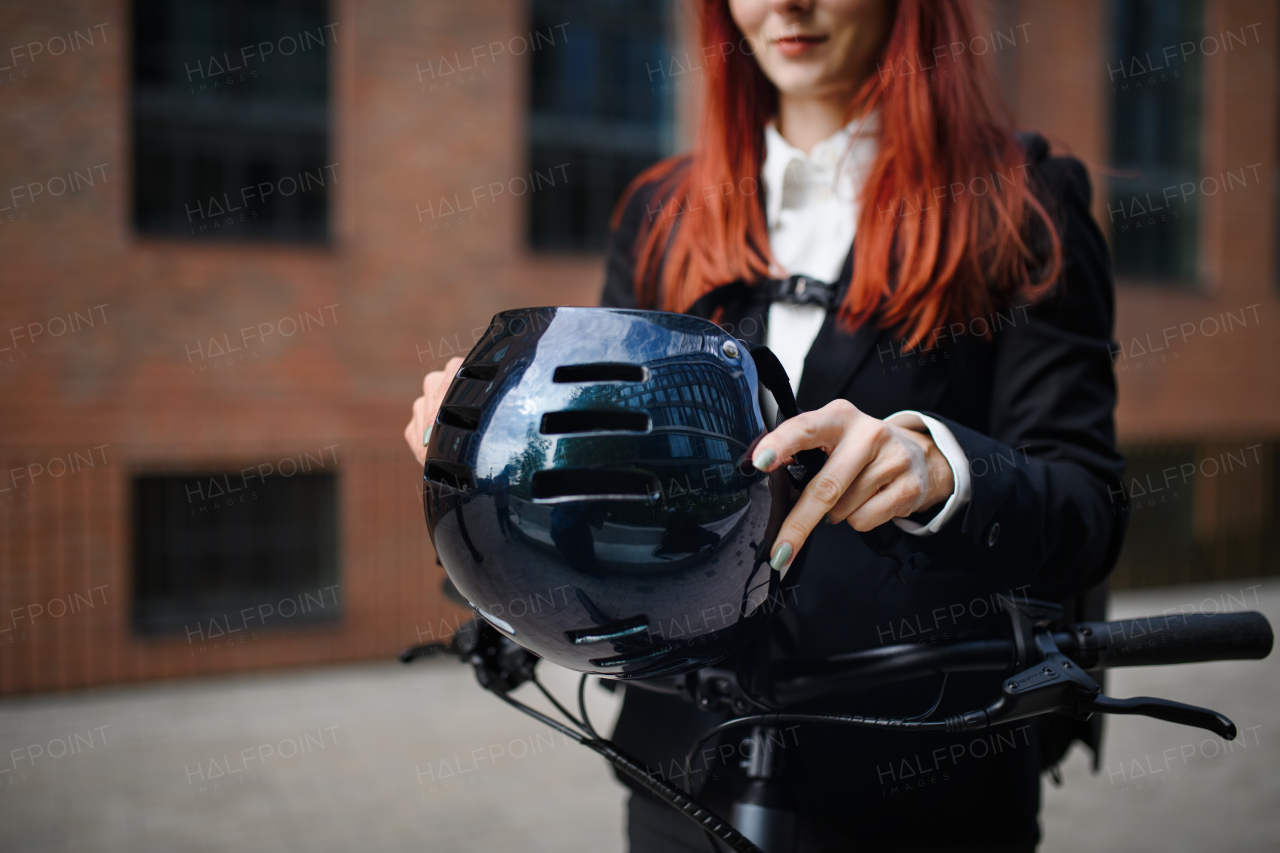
[1080,611,1273,669]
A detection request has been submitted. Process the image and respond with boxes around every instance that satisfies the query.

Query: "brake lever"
[980,648,1101,728]
[975,618,1240,741]
[399,617,540,695]
[1080,695,1237,740]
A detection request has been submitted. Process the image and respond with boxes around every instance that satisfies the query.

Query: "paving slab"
[1,580,1275,852]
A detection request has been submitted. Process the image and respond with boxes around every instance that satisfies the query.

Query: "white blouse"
[761,116,971,536]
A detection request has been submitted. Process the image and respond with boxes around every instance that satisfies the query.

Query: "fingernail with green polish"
[769,541,792,571]
[752,448,776,471]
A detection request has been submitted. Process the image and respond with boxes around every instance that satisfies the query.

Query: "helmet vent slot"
[531,469,659,502]
[553,363,647,384]
[438,405,482,431]
[589,643,672,668]
[540,410,651,435]
[458,364,498,381]
[425,460,474,491]
[565,614,650,645]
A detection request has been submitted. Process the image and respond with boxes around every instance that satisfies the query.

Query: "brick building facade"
[0,0,1276,694]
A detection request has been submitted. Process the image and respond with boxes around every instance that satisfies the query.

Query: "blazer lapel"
[688,280,770,346]
[796,314,879,410]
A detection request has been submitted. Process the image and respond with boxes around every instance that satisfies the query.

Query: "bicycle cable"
[682,710,977,800]
[683,670,959,795]
[578,673,600,740]
[903,672,948,722]
[491,675,765,853]
[532,674,587,731]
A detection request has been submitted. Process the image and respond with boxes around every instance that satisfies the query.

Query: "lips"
[773,33,828,58]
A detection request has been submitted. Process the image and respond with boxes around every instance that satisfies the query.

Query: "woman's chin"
[768,70,841,100]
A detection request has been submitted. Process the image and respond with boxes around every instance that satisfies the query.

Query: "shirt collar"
[762,112,879,229]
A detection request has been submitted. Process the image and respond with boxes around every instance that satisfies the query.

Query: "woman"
[406,1,1125,849]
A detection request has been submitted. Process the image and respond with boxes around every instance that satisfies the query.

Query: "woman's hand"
[750,400,955,569]
[403,357,463,466]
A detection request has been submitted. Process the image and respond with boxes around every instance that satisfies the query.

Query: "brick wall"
[0,0,602,694]
[3,0,1278,693]
[1010,0,1280,588]
[1014,0,1280,441]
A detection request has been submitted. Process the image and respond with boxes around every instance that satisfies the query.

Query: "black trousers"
[625,792,1039,853]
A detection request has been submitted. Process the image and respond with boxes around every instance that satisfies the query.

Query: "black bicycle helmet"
[422,307,799,679]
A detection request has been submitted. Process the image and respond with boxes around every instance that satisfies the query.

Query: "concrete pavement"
[1,579,1276,852]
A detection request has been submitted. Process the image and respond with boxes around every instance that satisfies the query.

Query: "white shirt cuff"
[884,410,971,536]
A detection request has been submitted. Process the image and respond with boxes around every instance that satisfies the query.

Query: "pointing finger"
[749,400,857,473]
[765,433,878,570]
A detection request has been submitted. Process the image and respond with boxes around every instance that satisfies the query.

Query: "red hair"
[616,0,1062,349]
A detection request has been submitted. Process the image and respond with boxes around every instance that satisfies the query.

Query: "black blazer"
[599,134,1126,851]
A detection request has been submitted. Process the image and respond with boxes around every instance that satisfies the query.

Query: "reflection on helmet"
[423,307,788,678]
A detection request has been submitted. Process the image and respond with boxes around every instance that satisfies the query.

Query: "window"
[1108,445,1198,588]
[132,0,335,241]
[1106,0,1203,283]
[527,0,676,250]
[132,471,339,635]
[1110,442,1278,589]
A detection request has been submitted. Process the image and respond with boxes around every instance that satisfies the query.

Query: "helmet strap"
[744,343,801,421]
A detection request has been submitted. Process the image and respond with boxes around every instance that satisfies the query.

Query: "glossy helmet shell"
[423,307,788,679]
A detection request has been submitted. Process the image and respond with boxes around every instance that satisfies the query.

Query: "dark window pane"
[1111,442,1280,588]
[1106,0,1203,283]
[131,0,334,242]
[527,0,675,251]
[132,471,340,635]
[1109,447,1197,587]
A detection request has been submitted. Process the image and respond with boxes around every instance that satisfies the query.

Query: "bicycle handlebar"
[400,607,1273,853]
[1066,611,1273,669]
[770,639,1012,705]
[767,611,1273,705]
